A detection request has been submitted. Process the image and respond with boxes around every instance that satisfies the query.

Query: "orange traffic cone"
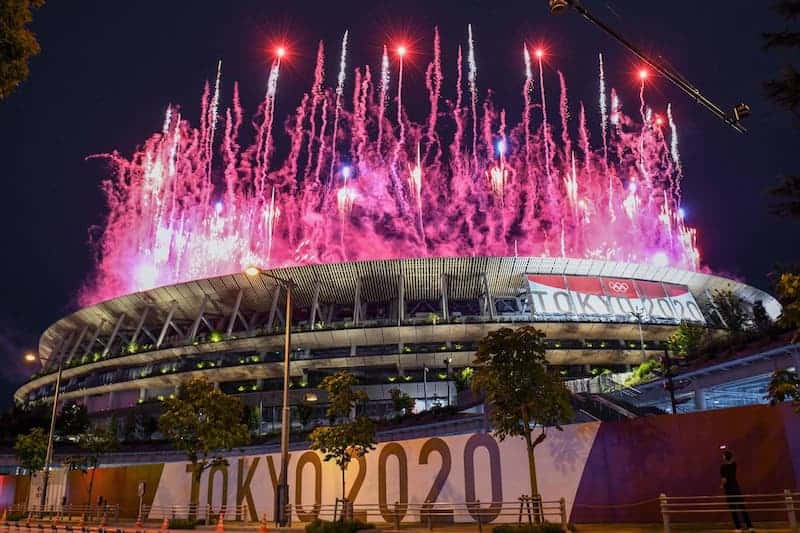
[134,510,143,529]
[100,511,107,528]
[1,509,7,522]
[160,516,169,532]
[258,514,268,533]
[215,513,223,533]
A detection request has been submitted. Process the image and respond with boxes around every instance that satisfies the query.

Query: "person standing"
[720,449,754,532]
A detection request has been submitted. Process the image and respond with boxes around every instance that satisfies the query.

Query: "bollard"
[476,500,482,533]
[786,489,798,533]
[393,502,400,532]
[659,493,671,533]
[215,513,224,533]
[135,510,142,530]
[559,497,567,531]
[205,506,211,527]
[259,514,268,533]
[160,516,168,533]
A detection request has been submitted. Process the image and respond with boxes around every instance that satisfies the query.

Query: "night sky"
[0,1,798,403]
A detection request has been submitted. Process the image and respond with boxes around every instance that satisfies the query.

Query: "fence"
[4,505,120,524]
[659,490,799,533]
[141,504,253,523]
[285,496,569,531]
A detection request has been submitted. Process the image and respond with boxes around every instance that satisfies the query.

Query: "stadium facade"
[15,256,780,425]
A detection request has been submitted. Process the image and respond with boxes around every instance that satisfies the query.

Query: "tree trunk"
[523,430,538,497]
[87,468,96,511]
[340,466,346,521]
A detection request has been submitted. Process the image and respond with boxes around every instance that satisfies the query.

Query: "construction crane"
[547,0,750,133]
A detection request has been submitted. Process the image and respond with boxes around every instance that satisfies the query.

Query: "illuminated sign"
[527,274,705,324]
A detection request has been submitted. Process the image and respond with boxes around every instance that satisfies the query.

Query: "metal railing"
[659,490,799,533]
[141,504,253,523]
[3,504,120,523]
[285,496,569,531]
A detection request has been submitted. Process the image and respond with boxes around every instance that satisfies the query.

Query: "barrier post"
[426,500,432,531]
[659,493,670,533]
[786,489,798,533]
[559,497,567,531]
[393,502,400,531]
[476,500,482,533]
[205,505,211,527]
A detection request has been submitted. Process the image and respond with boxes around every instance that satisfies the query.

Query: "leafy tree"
[66,427,119,507]
[0,402,48,443]
[159,377,250,492]
[14,426,47,496]
[56,401,90,440]
[766,368,800,412]
[776,271,800,341]
[751,300,774,333]
[764,1,800,215]
[454,367,474,392]
[309,371,376,503]
[295,402,314,429]
[388,388,414,416]
[709,290,748,332]
[471,326,573,498]
[666,321,706,358]
[0,0,45,100]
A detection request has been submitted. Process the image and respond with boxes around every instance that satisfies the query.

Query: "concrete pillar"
[693,388,707,411]
[138,388,146,401]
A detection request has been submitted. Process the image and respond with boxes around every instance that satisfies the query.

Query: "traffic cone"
[215,513,223,533]
[1,508,7,522]
[160,516,168,533]
[134,510,143,530]
[25,512,31,526]
[258,514,268,533]
[100,512,107,528]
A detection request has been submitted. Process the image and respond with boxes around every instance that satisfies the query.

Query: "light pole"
[24,352,62,511]
[445,357,452,406]
[244,266,294,526]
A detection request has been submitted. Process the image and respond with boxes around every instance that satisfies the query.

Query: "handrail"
[285,496,570,531]
[659,490,798,533]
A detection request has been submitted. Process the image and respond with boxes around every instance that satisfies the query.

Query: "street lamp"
[24,352,62,511]
[244,265,294,526]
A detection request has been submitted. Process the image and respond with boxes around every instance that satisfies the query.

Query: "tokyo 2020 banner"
[527,274,705,324]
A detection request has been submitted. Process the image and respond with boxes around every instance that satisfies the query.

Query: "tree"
[764,1,800,215]
[776,271,800,341]
[709,290,748,332]
[308,371,376,505]
[471,326,573,499]
[0,0,45,100]
[388,388,414,416]
[14,427,47,504]
[666,321,706,358]
[766,368,800,412]
[56,401,90,440]
[295,402,314,429]
[752,300,774,333]
[66,427,119,507]
[159,376,250,509]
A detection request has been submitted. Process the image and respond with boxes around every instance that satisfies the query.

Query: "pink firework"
[81,30,700,305]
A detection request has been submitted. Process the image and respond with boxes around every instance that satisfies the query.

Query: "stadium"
[14,256,780,426]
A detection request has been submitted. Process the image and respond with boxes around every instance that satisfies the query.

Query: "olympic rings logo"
[608,281,630,293]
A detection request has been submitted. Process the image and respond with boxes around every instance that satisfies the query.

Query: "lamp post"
[244,266,294,526]
[24,352,62,511]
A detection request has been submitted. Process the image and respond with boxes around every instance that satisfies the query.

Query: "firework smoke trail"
[599,53,614,221]
[329,30,349,185]
[467,24,479,172]
[377,45,389,154]
[304,42,325,180]
[523,45,533,164]
[84,33,702,304]
[667,103,683,204]
[426,27,442,151]
[206,60,223,181]
[537,49,553,190]
[558,71,572,163]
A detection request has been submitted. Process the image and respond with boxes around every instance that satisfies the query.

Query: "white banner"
[527,274,705,324]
